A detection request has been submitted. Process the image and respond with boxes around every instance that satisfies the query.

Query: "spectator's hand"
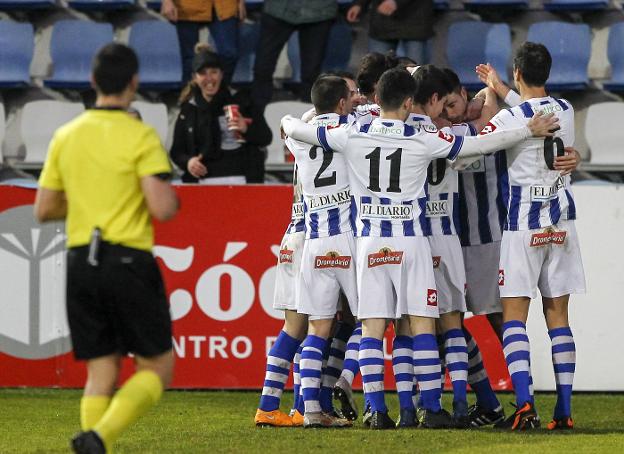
[475,63,502,91]
[554,147,581,175]
[188,155,208,178]
[238,0,247,21]
[433,117,452,130]
[228,115,249,133]
[465,97,485,122]
[161,0,178,22]
[346,5,362,22]
[377,0,398,16]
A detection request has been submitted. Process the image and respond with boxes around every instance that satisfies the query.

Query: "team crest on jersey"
[368,247,403,267]
[498,269,505,286]
[279,248,294,264]
[432,256,441,268]
[480,123,497,135]
[438,130,454,143]
[422,124,438,133]
[427,289,438,307]
[315,251,352,269]
[530,227,567,247]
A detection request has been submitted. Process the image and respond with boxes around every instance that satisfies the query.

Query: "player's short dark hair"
[397,56,419,69]
[311,76,350,114]
[357,52,398,97]
[514,41,551,87]
[376,68,416,111]
[322,70,356,81]
[92,43,138,95]
[442,68,462,94]
[412,64,453,105]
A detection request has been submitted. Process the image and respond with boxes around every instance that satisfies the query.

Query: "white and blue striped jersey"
[485,97,576,231]
[285,165,305,234]
[285,113,353,239]
[455,123,506,246]
[406,114,460,237]
[317,117,464,237]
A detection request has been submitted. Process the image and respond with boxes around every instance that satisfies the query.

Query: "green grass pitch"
[1,389,623,453]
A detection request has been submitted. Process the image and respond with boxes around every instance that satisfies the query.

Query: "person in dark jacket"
[170,44,272,183]
[347,0,433,65]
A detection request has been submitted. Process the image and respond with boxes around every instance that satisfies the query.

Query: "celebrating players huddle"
[255,42,585,431]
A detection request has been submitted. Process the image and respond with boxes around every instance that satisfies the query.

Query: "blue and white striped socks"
[502,320,532,407]
[300,335,328,414]
[549,326,576,419]
[464,328,500,411]
[359,337,387,413]
[291,345,302,414]
[392,335,415,410]
[340,322,362,386]
[413,334,442,412]
[320,322,353,412]
[444,329,468,403]
[259,331,301,412]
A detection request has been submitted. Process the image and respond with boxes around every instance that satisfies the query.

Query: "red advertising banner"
[0,185,510,390]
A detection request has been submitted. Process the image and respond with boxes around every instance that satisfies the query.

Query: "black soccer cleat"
[369,411,396,430]
[333,378,358,421]
[468,403,505,427]
[452,400,471,429]
[71,431,106,454]
[417,407,454,429]
[494,402,540,431]
[396,408,418,428]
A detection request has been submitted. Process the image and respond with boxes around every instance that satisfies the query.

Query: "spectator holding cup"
[170,44,272,184]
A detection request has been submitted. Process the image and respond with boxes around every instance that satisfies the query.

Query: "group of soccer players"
[254,41,585,431]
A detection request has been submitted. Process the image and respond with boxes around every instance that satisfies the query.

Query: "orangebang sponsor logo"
[314,251,352,269]
[368,247,403,268]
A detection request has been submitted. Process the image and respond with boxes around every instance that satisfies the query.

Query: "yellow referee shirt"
[38,109,172,251]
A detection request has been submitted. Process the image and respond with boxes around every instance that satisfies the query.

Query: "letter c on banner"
[195,264,254,321]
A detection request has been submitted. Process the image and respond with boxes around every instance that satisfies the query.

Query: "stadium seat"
[130,101,169,146]
[446,21,511,91]
[129,20,182,90]
[463,0,528,8]
[585,102,624,165]
[543,0,608,11]
[68,0,135,10]
[0,0,56,10]
[264,101,313,163]
[45,20,113,90]
[20,100,84,164]
[603,22,624,92]
[0,21,33,88]
[527,22,590,91]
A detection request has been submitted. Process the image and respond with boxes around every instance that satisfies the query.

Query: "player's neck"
[96,94,132,110]
[380,109,407,121]
[519,85,547,101]
[411,105,428,117]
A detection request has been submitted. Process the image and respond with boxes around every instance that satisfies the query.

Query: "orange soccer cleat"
[291,410,304,427]
[255,409,294,427]
[547,417,574,430]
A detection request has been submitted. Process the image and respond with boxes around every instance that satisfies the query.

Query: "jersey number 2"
[309,146,336,188]
[365,147,402,193]
[543,137,565,170]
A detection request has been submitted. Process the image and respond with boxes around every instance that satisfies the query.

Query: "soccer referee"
[34,43,179,454]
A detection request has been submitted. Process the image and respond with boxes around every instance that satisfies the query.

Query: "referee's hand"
[188,154,207,178]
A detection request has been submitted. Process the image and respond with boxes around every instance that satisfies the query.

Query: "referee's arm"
[141,174,179,222]
[34,188,67,222]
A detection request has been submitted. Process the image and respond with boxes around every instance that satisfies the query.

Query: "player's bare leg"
[80,354,122,433]
[542,295,575,430]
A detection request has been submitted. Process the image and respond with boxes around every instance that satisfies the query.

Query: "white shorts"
[273,231,305,311]
[356,236,439,320]
[297,231,358,319]
[499,219,586,299]
[428,235,466,315]
[463,241,502,315]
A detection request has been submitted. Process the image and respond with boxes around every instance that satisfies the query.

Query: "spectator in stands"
[161,0,245,83]
[170,44,272,184]
[251,0,337,108]
[347,0,433,64]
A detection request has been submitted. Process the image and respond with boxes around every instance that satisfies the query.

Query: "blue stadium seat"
[446,21,511,91]
[544,0,608,11]
[464,0,528,8]
[527,22,590,91]
[603,22,624,92]
[68,0,135,10]
[45,20,113,90]
[0,21,33,88]
[129,20,182,90]
[0,0,55,10]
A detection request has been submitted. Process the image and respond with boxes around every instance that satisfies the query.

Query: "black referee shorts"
[66,243,172,361]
